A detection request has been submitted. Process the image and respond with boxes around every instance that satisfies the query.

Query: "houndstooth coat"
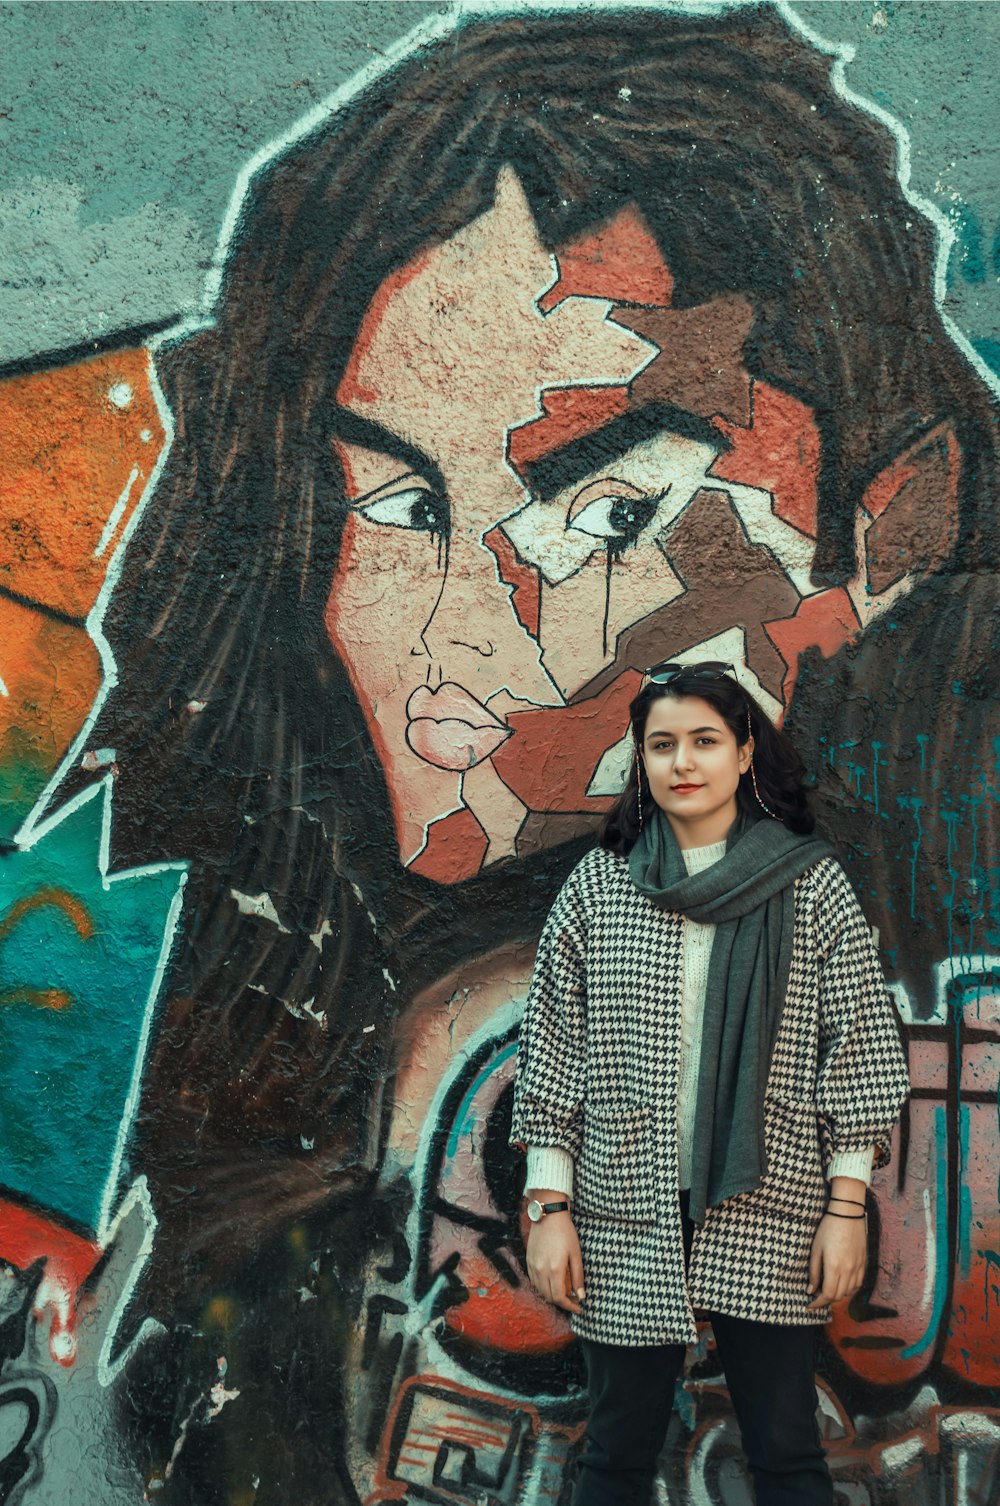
[508,846,910,1346]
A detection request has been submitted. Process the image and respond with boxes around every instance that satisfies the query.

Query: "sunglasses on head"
[642,659,737,685]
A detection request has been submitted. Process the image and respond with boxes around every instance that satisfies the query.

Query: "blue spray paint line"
[447,1040,518,1159]
[897,795,924,922]
[958,1104,972,1282]
[941,809,961,962]
[900,1106,949,1361]
[871,741,885,817]
[916,733,930,773]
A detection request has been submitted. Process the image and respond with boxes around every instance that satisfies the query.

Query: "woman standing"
[510,661,911,1505]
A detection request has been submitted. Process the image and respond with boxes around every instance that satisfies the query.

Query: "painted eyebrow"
[521,400,729,504]
[646,725,723,737]
[331,407,447,498]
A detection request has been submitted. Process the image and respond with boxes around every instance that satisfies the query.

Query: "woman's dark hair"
[601,672,815,855]
[56,5,998,1301]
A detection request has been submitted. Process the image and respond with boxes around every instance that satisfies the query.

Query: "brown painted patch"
[864,423,961,594]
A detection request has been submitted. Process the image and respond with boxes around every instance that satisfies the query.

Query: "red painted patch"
[508,385,630,473]
[483,525,541,638]
[491,672,640,813]
[713,382,821,539]
[538,203,673,311]
[0,1198,102,1366]
[763,588,861,712]
[441,1245,575,1355]
[408,807,489,882]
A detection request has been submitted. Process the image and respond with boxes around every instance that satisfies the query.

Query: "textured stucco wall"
[0,4,998,1503]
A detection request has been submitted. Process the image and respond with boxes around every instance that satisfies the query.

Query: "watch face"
[526,1199,543,1222]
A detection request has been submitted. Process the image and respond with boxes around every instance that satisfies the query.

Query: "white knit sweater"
[526,837,875,1198]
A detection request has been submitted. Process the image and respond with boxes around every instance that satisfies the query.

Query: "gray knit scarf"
[628,806,836,1224]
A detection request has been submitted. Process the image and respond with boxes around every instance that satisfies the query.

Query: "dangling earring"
[635,737,644,825]
[746,708,779,820]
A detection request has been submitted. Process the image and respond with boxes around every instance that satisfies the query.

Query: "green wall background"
[2,0,998,372]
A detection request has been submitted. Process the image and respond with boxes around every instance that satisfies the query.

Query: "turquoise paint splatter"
[941,808,961,960]
[916,733,930,773]
[871,741,885,816]
[897,795,924,921]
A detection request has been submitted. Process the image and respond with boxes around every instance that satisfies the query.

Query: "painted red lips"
[406,682,512,771]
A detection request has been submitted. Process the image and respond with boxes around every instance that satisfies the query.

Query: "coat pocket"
[754,1094,827,1219]
[574,1101,658,1223]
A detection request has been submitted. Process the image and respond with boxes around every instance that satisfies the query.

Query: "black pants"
[574,1192,834,1506]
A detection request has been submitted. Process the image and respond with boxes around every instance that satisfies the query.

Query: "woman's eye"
[567,491,659,542]
[355,488,449,534]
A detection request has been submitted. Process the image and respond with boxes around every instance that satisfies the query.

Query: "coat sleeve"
[508,865,588,1163]
[810,858,910,1174]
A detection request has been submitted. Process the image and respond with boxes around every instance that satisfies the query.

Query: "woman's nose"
[418,536,554,699]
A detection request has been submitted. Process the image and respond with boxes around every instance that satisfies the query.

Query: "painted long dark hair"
[64,5,999,1308]
[601,671,816,856]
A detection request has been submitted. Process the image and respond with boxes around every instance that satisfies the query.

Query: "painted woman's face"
[325,169,956,883]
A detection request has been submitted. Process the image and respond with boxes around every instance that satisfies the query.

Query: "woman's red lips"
[406,682,512,771]
[672,784,703,791]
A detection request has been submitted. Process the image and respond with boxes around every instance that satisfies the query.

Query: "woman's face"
[639,693,751,836]
[324,167,942,883]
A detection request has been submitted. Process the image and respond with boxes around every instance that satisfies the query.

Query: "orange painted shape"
[0,1197,100,1289]
[508,385,630,472]
[491,671,640,814]
[441,1246,575,1355]
[713,381,821,540]
[483,524,540,638]
[763,588,860,712]
[0,348,163,617]
[0,595,102,824]
[408,808,489,883]
[539,203,674,311]
[0,1196,102,1366]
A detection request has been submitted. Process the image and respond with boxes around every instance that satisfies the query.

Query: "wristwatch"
[526,1198,570,1222]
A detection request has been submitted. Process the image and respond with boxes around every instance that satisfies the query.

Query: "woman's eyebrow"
[522,400,728,503]
[332,407,446,494]
[646,725,722,737]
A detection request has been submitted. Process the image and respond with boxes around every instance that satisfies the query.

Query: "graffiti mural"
[1,2,998,1502]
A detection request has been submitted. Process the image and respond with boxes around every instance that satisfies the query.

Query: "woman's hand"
[526,1211,585,1315]
[806,1211,867,1312]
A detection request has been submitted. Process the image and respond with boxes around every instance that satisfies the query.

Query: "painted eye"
[567,491,659,541]
[355,488,449,534]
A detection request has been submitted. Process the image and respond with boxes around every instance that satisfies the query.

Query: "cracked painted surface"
[0,3,998,1503]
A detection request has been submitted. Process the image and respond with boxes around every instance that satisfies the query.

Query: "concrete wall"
[0,3,998,1502]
